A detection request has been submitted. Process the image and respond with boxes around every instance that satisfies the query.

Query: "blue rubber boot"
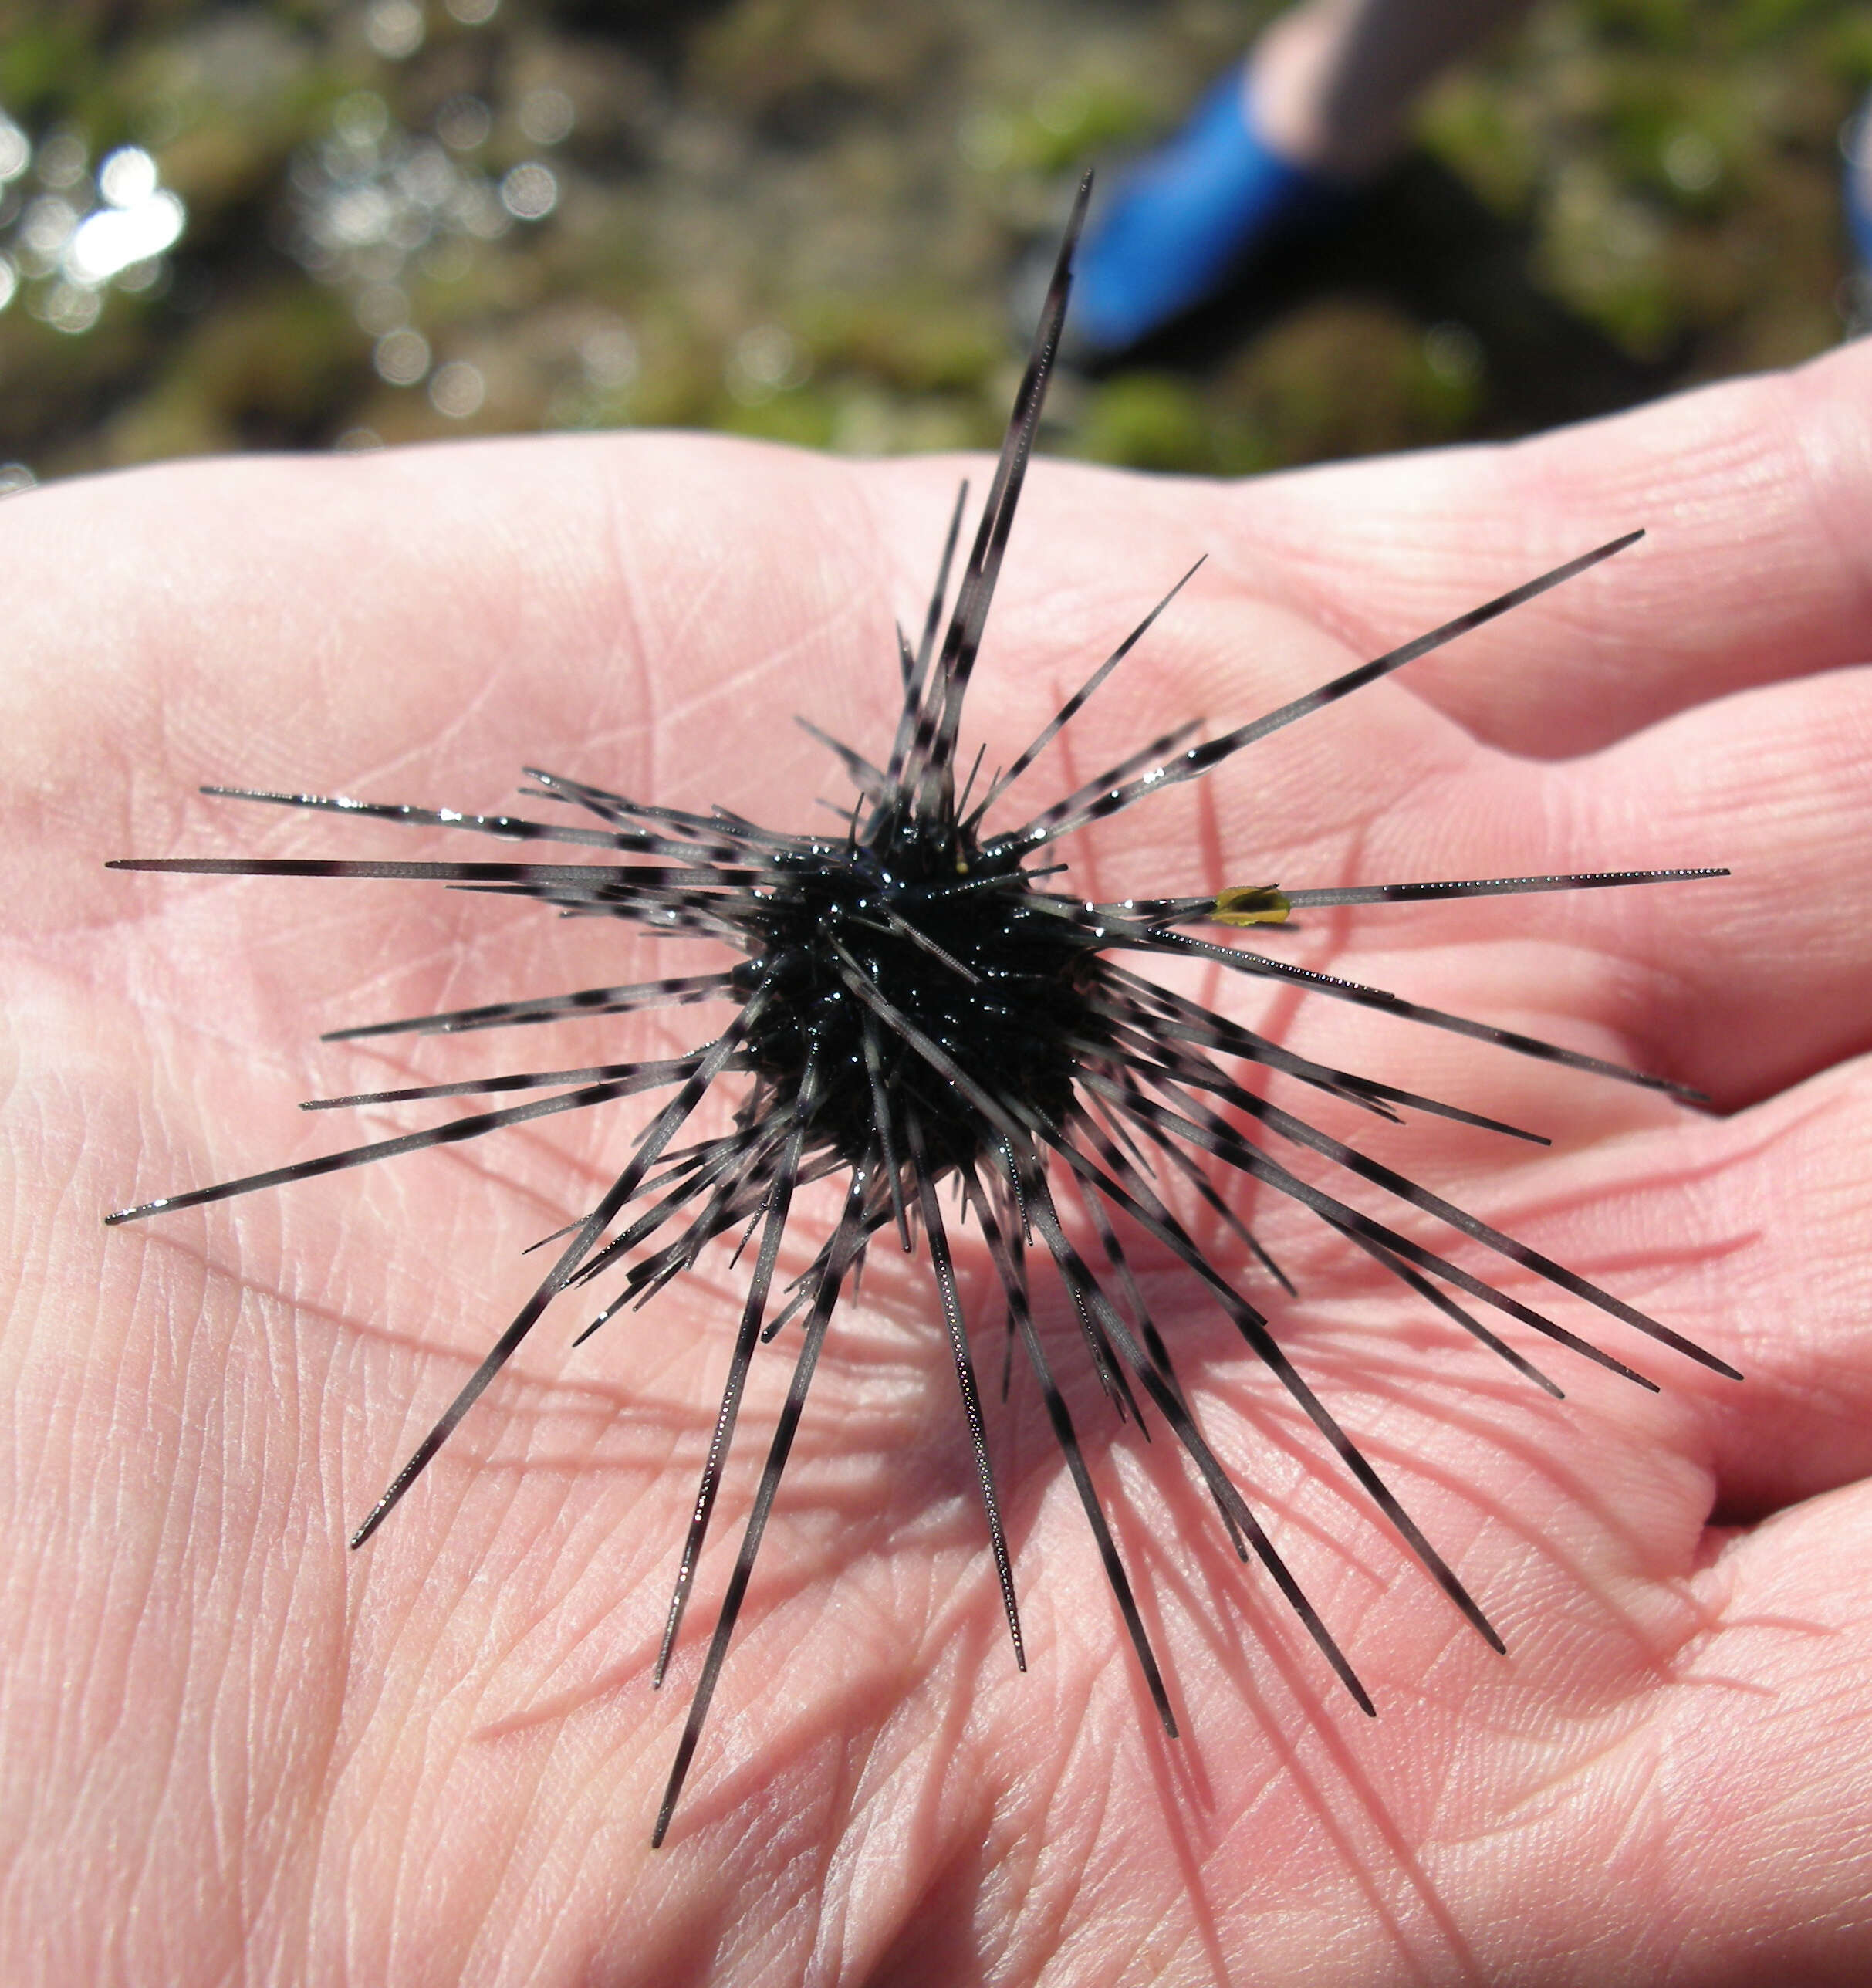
[1071,70,1348,356]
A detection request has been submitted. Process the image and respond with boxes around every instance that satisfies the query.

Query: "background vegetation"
[0,0,1866,484]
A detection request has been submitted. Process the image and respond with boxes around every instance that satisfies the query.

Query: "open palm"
[6,335,1872,1987]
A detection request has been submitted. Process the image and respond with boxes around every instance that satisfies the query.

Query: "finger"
[1668,1060,1872,1521]
[1413,1476,1872,1980]
[1463,1053,1872,1520]
[1638,1480,1872,1977]
[1280,656,1872,1111]
[1553,661,1872,1108]
[1208,338,1872,758]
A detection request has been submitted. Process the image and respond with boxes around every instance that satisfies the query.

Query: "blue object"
[1847,95,1872,280]
[1072,71,1344,354]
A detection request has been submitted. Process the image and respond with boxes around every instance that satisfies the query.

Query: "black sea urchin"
[107,176,1737,1846]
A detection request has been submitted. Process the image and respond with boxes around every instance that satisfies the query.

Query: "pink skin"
[1248,0,1537,183]
[5,336,1872,1987]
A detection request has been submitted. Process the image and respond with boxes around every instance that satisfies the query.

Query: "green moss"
[796,292,999,394]
[715,383,840,448]
[1007,76,1160,174]
[1072,373,1218,473]
[0,22,101,116]
[1418,77,1543,215]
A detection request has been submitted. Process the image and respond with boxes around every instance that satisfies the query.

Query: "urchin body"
[739,813,1097,1175]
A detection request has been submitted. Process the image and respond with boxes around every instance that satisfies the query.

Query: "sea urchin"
[107,176,1736,1846]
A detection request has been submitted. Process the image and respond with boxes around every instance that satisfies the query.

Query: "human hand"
[5,335,1870,1986]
